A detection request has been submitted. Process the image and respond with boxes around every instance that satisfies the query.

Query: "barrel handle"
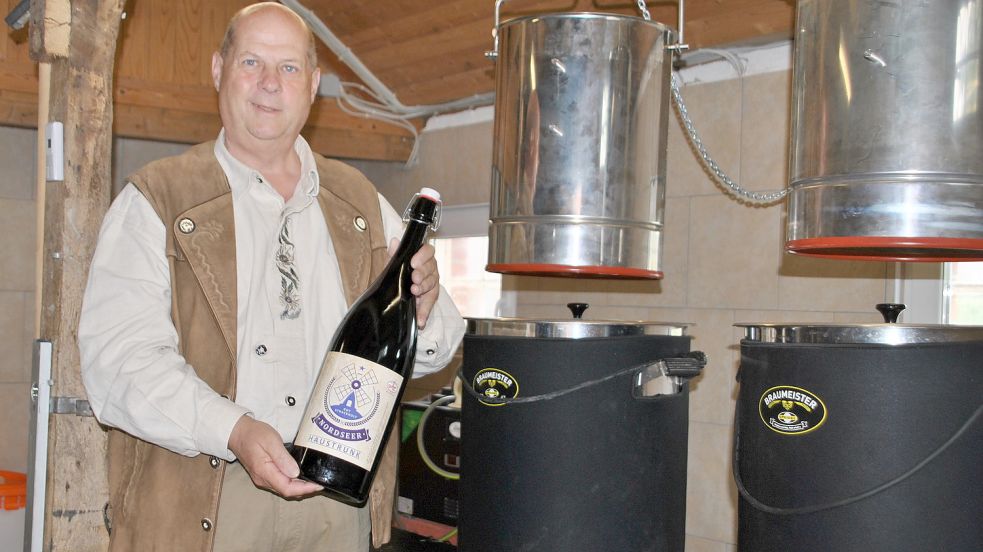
[484,0,688,60]
[458,351,706,405]
[732,401,983,515]
[632,352,706,399]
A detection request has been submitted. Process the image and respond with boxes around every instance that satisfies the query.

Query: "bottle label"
[294,351,404,470]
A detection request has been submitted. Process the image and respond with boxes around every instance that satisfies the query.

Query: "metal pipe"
[279,0,494,117]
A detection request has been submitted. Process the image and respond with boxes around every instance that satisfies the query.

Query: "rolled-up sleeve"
[378,193,466,377]
[79,185,248,461]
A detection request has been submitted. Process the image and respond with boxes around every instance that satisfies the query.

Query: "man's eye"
[282,65,298,74]
[242,59,258,67]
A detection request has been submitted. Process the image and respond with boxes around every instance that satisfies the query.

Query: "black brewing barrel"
[459,311,703,552]
[736,310,983,552]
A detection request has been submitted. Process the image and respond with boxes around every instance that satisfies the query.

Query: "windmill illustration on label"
[330,362,379,421]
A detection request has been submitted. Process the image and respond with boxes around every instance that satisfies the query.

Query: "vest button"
[201,518,213,531]
[178,218,195,234]
[286,396,296,406]
[353,216,367,232]
[209,456,220,468]
[255,344,268,356]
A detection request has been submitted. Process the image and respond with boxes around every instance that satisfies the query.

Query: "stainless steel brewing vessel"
[487,14,674,278]
[787,0,983,261]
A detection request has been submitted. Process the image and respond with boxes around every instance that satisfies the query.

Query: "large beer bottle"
[292,188,441,504]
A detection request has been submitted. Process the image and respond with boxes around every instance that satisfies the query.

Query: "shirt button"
[201,518,213,531]
[255,344,268,356]
[426,349,436,356]
[286,396,296,406]
[209,456,220,468]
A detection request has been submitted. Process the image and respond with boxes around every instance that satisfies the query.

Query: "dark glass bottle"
[291,188,441,505]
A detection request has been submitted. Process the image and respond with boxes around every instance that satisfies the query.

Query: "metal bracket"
[50,396,94,417]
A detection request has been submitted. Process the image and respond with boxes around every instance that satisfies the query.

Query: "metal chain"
[670,72,789,204]
[636,0,651,20]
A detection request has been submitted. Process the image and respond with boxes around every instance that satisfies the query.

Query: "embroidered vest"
[107,142,394,551]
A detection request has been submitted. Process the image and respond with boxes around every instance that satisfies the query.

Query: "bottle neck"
[384,196,439,292]
[391,220,430,266]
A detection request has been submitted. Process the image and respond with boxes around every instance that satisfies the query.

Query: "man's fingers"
[270,442,301,479]
[281,478,324,497]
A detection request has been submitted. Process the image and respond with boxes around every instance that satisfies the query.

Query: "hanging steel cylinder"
[786,0,983,261]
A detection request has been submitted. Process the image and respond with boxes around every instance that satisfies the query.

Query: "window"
[944,262,983,324]
[431,204,509,318]
[433,236,501,318]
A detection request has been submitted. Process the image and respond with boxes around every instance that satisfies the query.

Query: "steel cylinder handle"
[485,0,688,60]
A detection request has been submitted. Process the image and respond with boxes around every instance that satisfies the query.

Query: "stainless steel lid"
[468,302,688,339]
[468,317,689,339]
[738,303,983,345]
[737,323,983,345]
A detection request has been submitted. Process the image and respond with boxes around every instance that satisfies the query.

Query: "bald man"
[79,4,465,551]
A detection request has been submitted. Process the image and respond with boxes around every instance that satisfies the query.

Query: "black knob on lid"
[567,303,589,319]
[875,303,905,323]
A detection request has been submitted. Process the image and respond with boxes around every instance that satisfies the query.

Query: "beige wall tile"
[112,137,190,195]
[0,199,36,291]
[778,253,889,312]
[0,292,29,383]
[685,421,738,543]
[350,122,493,209]
[0,382,30,472]
[740,71,792,193]
[683,309,739,425]
[833,311,885,324]
[733,309,838,326]
[685,535,730,552]
[688,196,782,309]
[607,196,690,309]
[515,276,612,313]
[667,79,742,198]
[0,126,36,201]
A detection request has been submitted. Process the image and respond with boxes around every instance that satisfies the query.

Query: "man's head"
[211,2,320,157]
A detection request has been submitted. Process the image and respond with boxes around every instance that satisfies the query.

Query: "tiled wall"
[0,132,188,476]
[0,65,896,551]
[354,68,896,551]
[0,126,37,474]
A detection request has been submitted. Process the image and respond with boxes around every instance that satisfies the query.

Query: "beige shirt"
[80,132,465,461]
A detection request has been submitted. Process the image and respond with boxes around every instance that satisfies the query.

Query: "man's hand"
[227,415,322,497]
[390,238,440,328]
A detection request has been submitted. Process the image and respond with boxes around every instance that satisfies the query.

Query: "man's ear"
[211,52,224,92]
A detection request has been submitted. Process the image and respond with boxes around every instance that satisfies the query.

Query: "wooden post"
[29,0,125,549]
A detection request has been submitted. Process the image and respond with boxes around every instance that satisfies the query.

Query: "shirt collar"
[213,129,320,201]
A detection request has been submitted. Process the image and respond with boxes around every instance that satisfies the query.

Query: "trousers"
[212,460,371,551]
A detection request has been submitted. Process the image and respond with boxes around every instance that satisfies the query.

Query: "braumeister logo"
[473,368,519,406]
[758,385,827,435]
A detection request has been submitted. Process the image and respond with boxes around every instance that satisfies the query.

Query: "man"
[78,3,465,551]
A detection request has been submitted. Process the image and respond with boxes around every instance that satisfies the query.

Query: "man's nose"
[259,68,281,93]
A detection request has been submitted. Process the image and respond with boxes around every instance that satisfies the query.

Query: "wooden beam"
[36,0,126,549]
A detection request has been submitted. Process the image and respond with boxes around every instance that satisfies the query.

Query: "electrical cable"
[415,394,459,481]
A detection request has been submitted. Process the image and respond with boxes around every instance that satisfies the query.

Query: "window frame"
[432,203,515,318]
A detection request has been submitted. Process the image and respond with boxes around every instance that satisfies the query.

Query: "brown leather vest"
[106,142,395,551]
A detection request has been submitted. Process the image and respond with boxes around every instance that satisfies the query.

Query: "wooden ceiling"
[310,0,796,106]
[0,0,794,161]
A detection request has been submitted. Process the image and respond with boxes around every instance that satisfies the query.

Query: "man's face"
[211,8,319,154]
